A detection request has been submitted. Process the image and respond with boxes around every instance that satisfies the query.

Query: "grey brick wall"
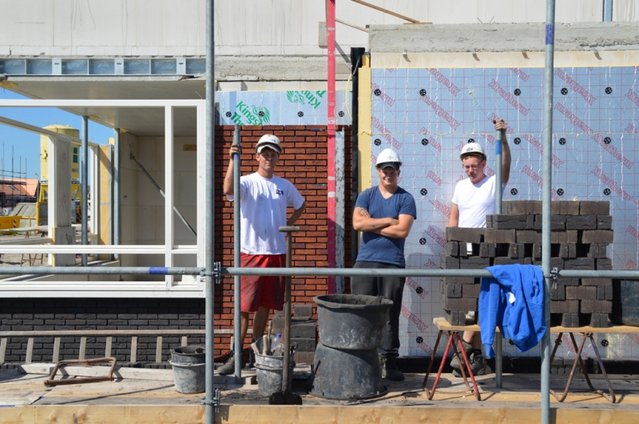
[0,299,206,366]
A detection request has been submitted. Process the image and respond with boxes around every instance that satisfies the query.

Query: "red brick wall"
[214,125,353,356]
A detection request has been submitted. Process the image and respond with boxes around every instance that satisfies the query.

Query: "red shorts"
[240,253,286,313]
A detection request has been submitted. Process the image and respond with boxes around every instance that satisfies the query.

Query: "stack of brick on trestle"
[441,200,613,328]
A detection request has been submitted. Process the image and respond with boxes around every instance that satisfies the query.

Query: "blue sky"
[0,88,113,180]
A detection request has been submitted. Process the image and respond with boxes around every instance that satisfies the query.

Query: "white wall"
[118,132,139,268]
[0,0,204,56]
[0,0,637,57]
[118,133,197,271]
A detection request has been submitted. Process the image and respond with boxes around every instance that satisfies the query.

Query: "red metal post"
[326,0,336,293]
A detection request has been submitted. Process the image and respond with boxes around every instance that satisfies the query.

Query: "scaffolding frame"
[2,101,639,422]
[1,1,638,423]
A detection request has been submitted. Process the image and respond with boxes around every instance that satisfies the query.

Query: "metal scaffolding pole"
[603,0,613,21]
[494,121,503,388]
[2,265,639,280]
[232,126,242,379]
[541,1,556,423]
[204,0,218,422]
[220,267,639,280]
[0,266,201,275]
[495,128,503,214]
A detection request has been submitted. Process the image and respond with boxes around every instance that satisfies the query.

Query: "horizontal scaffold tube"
[0,266,202,275]
[225,267,639,279]
[1,266,638,280]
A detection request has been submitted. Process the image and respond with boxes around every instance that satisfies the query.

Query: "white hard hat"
[460,142,485,159]
[375,148,402,169]
[256,134,282,154]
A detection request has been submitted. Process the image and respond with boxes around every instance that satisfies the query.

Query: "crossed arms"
[352,207,414,239]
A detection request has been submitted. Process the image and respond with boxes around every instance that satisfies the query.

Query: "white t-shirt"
[451,175,497,228]
[227,172,304,254]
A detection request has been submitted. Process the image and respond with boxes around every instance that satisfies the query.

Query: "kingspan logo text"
[230,101,271,126]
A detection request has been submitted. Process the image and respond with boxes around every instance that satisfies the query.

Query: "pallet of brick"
[508,200,612,328]
[440,200,614,329]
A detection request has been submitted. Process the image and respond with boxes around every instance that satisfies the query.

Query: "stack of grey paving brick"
[441,200,613,328]
[272,304,317,365]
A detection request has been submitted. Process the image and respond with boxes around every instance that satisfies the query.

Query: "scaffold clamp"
[213,261,222,285]
[201,388,221,407]
[550,267,560,290]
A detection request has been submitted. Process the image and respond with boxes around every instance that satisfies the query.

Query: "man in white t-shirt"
[448,119,510,376]
[218,134,305,375]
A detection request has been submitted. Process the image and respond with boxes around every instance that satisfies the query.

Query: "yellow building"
[38,125,82,225]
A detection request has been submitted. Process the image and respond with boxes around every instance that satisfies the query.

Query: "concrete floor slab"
[2,367,639,423]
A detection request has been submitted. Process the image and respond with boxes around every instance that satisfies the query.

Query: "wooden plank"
[79,337,87,360]
[52,337,60,363]
[155,336,163,363]
[434,316,639,334]
[9,405,205,424]
[105,336,112,357]
[550,324,639,334]
[25,337,34,364]
[130,336,137,364]
[0,337,6,363]
[2,400,639,424]
[434,317,480,332]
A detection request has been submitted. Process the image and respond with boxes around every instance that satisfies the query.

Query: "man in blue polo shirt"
[352,147,416,381]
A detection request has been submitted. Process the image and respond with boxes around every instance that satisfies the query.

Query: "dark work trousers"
[351,261,405,354]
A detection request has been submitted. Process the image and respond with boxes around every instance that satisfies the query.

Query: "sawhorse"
[548,324,639,403]
[424,317,629,404]
[422,317,502,400]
